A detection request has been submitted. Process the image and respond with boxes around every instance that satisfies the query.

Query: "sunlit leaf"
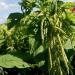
[0,54,30,68]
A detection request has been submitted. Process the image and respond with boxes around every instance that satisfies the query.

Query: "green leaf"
[36,60,45,67]
[0,54,30,68]
[33,45,44,56]
[29,36,35,54]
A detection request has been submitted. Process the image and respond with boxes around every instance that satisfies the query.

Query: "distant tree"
[7,12,23,29]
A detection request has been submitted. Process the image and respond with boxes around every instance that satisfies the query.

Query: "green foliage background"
[0,0,75,75]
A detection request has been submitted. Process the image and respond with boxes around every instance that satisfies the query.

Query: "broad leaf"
[0,54,30,68]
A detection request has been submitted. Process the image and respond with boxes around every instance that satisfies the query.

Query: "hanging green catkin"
[48,44,52,74]
[57,34,69,74]
[41,18,45,45]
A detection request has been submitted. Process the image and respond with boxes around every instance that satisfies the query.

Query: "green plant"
[0,0,75,75]
[19,0,75,75]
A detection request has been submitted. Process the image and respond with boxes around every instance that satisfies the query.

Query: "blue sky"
[0,0,21,24]
[0,0,75,24]
[64,0,75,2]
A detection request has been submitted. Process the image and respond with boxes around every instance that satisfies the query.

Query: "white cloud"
[0,1,20,12]
[0,2,8,11]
